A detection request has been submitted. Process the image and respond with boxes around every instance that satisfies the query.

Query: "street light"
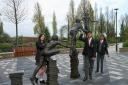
[114,8,118,52]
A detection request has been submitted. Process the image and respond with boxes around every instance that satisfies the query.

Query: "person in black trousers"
[79,31,96,81]
[96,34,109,73]
[34,34,47,84]
[35,34,47,65]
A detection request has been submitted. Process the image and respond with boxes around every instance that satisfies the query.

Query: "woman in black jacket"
[96,34,109,73]
[35,34,47,65]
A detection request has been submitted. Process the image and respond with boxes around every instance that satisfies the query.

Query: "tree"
[99,8,106,33]
[120,20,125,41]
[105,7,109,34]
[33,2,46,35]
[68,0,76,28]
[120,14,128,41]
[59,25,68,39]
[0,33,11,43]
[3,0,26,47]
[52,12,57,35]
[45,26,51,42]
[123,27,128,41]
[0,21,3,35]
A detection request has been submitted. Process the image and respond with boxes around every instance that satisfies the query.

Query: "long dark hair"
[100,34,106,42]
[38,34,45,42]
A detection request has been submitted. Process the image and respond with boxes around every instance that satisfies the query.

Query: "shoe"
[40,80,46,84]
[30,77,35,85]
[35,78,38,83]
[83,77,88,81]
[30,77,38,84]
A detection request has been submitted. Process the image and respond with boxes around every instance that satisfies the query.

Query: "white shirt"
[88,37,92,46]
[100,40,103,44]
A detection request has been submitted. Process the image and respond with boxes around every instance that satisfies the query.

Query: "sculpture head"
[51,35,59,41]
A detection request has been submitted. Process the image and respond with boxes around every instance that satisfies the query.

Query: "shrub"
[0,43,13,52]
[123,40,128,47]
[76,40,84,48]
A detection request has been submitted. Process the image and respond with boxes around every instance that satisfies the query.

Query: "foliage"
[59,25,68,39]
[68,0,76,28]
[0,22,3,35]
[123,27,128,41]
[76,40,84,48]
[123,40,128,47]
[52,12,57,35]
[0,43,13,52]
[0,20,12,44]
[45,26,51,42]
[33,2,46,34]
[0,33,11,43]
[3,0,26,46]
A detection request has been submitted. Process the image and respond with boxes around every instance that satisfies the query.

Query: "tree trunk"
[69,49,79,78]
[14,2,18,47]
[69,36,79,79]
[16,22,18,47]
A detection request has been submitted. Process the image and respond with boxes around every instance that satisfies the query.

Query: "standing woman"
[96,34,109,73]
[34,34,47,84]
[35,34,46,65]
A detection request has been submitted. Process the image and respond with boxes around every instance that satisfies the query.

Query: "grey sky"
[0,0,128,37]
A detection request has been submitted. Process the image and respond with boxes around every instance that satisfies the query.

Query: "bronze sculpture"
[30,35,69,85]
[69,19,87,78]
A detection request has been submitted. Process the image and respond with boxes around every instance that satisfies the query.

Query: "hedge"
[123,40,128,47]
[0,43,13,52]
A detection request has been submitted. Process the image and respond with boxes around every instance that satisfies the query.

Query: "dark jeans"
[96,53,105,73]
[84,56,94,78]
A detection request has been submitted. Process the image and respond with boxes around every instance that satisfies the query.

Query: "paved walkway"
[0,45,128,85]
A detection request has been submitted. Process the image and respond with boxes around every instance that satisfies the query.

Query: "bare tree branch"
[3,0,26,24]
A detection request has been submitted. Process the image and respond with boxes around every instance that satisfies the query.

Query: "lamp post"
[114,8,118,52]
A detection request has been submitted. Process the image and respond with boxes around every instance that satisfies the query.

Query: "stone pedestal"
[47,59,59,85]
[9,72,24,85]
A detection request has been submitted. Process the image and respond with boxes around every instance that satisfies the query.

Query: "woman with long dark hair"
[96,34,109,73]
[35,34,47,84]
[35,34,46,65]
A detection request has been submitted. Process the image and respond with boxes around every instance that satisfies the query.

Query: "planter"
[119,47,128,52]
[0,52,14,59]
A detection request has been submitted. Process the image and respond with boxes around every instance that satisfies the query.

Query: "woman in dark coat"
[96,34,109,73]
[35,34,46,65]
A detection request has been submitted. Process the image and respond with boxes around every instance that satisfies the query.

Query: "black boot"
[95,70,99,73]
[35,78,38,83]
[40,80,46,84]
[30,77,38,84]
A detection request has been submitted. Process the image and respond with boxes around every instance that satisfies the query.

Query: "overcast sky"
[0,0,128,37]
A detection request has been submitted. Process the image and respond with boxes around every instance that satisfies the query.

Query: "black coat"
[96,40,108,55]
[35,41,46,62]
[79,34,96,58]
